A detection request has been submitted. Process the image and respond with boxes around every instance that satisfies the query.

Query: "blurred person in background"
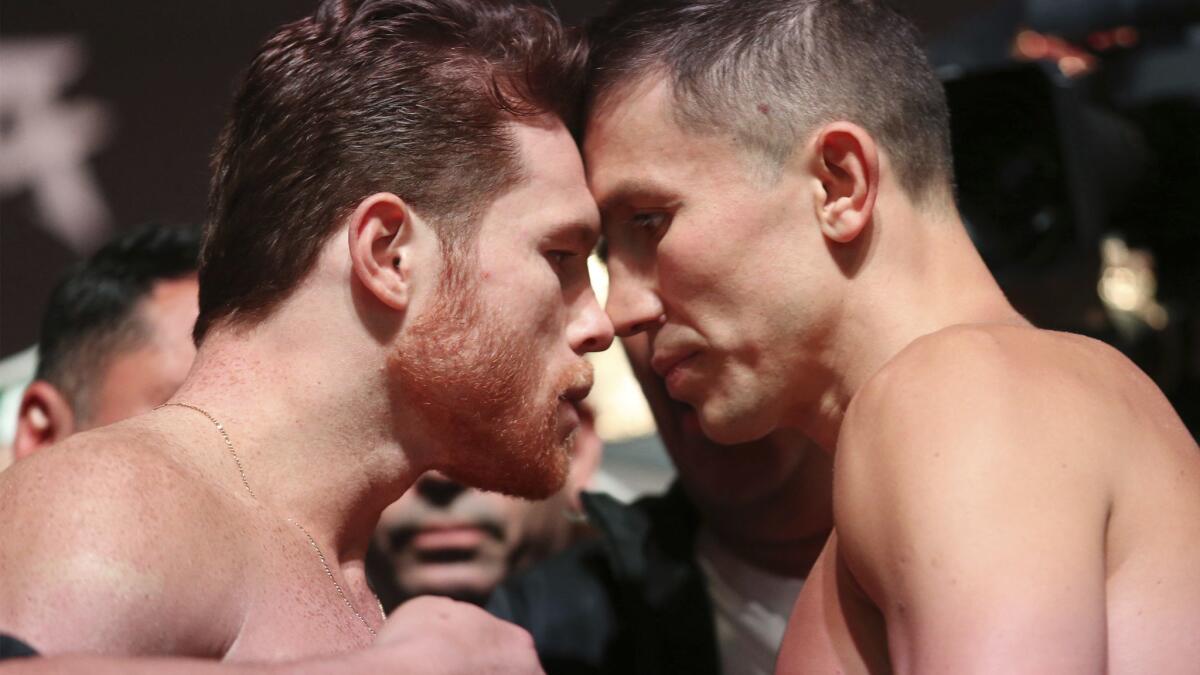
[369,402,603,610]
[489,330,833,675]
[12,224,199,460]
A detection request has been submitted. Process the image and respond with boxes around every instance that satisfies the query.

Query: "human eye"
[546,250,579,268]
[628,211,670,235]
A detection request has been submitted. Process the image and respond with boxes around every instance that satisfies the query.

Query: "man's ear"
[347,192,418,312]
[808,122,879,244]
[13,381,76,461]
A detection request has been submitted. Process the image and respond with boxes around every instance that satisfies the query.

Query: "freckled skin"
[0,118,612,665]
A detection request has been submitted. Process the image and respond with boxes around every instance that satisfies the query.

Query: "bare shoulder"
[843,323,1161,457]
[828,325,1197,670]
[828,325,1124,671]
[0,421,246,655]
[834,323,1119,585]
[0,420,241,539]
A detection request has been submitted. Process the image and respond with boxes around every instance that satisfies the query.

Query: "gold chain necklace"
[157,402,384,638]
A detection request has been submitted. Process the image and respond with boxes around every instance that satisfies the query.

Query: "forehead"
[477,118,600,245]
[583,75,732,213]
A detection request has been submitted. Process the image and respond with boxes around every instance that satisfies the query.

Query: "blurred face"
[86,275,199,428]
[373,407,601,604]
[586,76,831,445]
[391,118,613,500]
[375,472,538,604]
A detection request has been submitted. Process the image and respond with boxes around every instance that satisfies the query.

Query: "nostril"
[581,335,612,353]
[415,474,467,506]
[620,314,664,338]
[588,325,615,352]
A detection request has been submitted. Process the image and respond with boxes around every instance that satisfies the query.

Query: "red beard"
[388,253,591,499]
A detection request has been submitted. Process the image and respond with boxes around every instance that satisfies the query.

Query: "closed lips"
[651,350,695,378]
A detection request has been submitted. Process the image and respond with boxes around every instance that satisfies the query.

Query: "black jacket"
[0,633,38,659]
[487,484,721,675]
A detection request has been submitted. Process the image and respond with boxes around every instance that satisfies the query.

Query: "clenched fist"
[355,596,544,675]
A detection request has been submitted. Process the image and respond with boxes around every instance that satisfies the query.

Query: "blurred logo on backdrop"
[0,37,112,252]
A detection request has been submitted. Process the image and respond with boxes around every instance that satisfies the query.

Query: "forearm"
[0,655,361,675]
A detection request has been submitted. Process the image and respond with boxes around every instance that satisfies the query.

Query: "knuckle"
[508,624,536,652]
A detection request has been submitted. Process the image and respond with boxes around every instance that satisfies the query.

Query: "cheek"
[495,498,535,536]
[378,492,418,525]
[487,259,565,333]
[658,234,748,337]
[657,240,710,309]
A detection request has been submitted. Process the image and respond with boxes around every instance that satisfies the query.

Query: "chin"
[496,465,568,501]
[698,402,776,445]
[402,566,502,606]
[443,442,569,501]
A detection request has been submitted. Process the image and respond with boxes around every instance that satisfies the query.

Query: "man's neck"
[703,517,829,581]
[696,440,833,579]
[791,207,1028,453]
[164,324,419,564]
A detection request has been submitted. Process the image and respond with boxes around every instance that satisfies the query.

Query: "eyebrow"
[596,178,676,216]
[548,218,601,250]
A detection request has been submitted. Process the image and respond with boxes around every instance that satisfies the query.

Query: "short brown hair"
[196,0,584,342]
[586,0,953,199]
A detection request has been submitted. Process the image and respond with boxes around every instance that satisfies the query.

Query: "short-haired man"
[0,0,611,671]
[368,403,603,609]
[13,224,200,460]
[583,1,1200,672]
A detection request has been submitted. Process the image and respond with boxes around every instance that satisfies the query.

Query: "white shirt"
[695,528,807,675]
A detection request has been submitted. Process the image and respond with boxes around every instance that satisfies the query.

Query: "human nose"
[569,286,615,354]
[605,263,664,338]
[415,471,468,507]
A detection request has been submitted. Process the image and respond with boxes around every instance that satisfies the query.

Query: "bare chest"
[221,542,384,661]
[775,536,888,675]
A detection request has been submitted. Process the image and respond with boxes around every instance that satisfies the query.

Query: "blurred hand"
[354,596,543,675]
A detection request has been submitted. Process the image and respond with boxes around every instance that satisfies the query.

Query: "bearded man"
[368,402,603,610]
[0,0,611,672]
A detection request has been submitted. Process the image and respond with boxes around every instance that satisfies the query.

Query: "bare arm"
[0,654,439,675]
[0,596,543,674]
[835,338,1111,673]
[0,657,292,675]
[0,444,241,656]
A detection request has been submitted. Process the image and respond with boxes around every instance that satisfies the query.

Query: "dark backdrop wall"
[0,0,987,357]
